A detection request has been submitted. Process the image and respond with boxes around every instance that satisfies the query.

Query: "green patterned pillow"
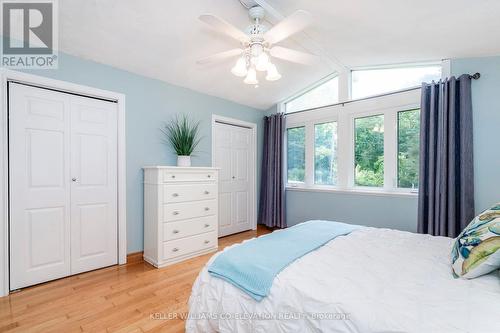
[451,203,500,279]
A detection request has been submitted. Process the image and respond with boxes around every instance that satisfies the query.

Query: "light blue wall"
[283,56,500,230]
[16,52,264,253]
[287,191,418,231]
[451,56,500,213]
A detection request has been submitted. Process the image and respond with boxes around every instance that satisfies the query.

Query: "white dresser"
[143,166,219,268]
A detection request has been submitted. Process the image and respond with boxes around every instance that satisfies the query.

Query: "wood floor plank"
[0,226,271,332]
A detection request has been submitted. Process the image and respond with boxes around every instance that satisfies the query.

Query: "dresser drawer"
[163,216,216,241]
[162,231,217,260]
[162,170,217,182]
[163,199,216,222]
[163,184,217,203]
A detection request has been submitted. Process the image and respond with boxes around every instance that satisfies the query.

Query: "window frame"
[281,61,448,196]
[285,89,420,196]
[350,62,443,100]
[313,120,339,186]
[352,112,386,189]
[285,125,307,186]
[283,73,339,113]
[396,108,421,190]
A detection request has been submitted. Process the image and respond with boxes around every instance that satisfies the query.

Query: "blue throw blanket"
[208,220,360,301]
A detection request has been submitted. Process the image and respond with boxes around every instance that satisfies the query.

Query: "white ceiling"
[59,0,500,110]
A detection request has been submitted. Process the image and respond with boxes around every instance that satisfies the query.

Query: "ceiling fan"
[197,6,318,85]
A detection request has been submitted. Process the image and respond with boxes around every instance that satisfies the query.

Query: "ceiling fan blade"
[270,46,319,65]
[264,10,312,45]
[199,14,249,43]
[197,49,244,65]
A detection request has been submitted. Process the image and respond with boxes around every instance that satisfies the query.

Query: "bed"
[186,225,500,333]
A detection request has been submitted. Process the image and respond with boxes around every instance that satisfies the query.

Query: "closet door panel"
[231,127,251,231]
[9,84,72,290]
[214,122,253,236]
[70,96,118,275]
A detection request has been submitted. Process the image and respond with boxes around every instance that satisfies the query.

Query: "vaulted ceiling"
[59,0,500,109]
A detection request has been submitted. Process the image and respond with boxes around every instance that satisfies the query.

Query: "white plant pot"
[177,155,191,167]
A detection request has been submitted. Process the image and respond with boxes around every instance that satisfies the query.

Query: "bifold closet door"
[214,122,252,237]
[9,83,118,290]
[69,95,118,275]
[9,83,72,290]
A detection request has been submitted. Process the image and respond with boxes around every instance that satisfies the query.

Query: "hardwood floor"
[0,226,272,333]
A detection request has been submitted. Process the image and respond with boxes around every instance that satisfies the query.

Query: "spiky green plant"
[162,115,201,156]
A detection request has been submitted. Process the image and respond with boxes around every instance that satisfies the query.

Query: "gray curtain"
[258,113,286,228]
[418,74,475,237]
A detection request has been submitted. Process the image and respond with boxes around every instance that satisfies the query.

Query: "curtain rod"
[285,72,481,115]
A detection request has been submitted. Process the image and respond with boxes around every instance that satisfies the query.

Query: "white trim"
[0,69,127,297]
[211,114,257,232]
[441,59,451,79]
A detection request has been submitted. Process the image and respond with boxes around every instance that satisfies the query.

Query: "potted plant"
[162,115,201,167]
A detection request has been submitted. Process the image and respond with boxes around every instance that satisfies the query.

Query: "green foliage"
[287,127,305,182]
[398,109,420,188]
[314,122,337,185]
[355,115,384,187]
[162,115,201,156]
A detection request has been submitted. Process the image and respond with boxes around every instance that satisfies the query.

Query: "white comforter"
[186,227,500,333]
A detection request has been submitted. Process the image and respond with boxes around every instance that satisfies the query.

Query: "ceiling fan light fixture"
[266,63,281,81]
[244,67,258,85]
[256,52,269,71]
[231,57,248,77]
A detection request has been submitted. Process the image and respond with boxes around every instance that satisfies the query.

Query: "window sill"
[285,186,418,198]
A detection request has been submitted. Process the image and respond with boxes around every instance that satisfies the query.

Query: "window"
[352,65,442,99]
[282,61,437,194]
[285,76,339,113]
[354,115,384,187]
[314,122,338,185]
[286,126,305,183]
[398,109,420,189]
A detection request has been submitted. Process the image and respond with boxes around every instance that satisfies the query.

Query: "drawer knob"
[173,211,179,215]
[172,193,179,197]
[172,230,179,234]
[204,240,210,244]
[172,247,179,252]
[204,207,210,211]
[171,175,176,179]
[204,224,210,228]
[204,191,210,195]
[207,174,211,178]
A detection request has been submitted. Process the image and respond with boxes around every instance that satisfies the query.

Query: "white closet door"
[9,83,72,290]
[70,95,118,274]
[9,83,118,290]
[214,123,252,237]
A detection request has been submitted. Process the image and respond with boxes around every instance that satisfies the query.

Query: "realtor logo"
[1,0,58,68]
